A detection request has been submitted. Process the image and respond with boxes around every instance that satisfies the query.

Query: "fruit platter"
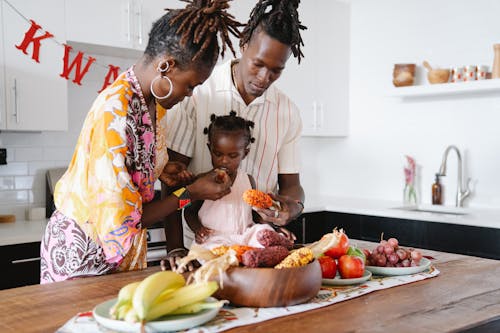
[363,235,431,276]
[93,223,434,331]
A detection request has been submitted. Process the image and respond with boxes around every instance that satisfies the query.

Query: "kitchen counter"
[1,196,500,247]
[0,240,499,333]
[304,195,500,229]
[0,219,47,246]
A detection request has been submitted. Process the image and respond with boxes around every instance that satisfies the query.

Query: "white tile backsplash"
[14,176,34,190]
[0,190,29,204]
[43,147,74,161]
[15,147,43,161]
[0,162,28,176]
[0,177,15,190]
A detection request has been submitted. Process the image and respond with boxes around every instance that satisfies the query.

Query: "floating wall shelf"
[389,78,500,98]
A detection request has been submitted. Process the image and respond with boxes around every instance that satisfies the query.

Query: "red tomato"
[318,256,337,279]
[324,232,349,259]
[338,255,365,279]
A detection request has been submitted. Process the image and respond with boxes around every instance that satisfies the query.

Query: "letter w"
[60,44,96,85]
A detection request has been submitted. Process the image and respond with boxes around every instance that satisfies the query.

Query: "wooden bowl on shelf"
[428,69,450,84]
[214,260,322,307]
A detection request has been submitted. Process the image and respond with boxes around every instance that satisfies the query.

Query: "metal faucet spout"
[437,145,471,207]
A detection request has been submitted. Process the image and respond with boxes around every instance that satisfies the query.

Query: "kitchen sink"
[393,204,469,216]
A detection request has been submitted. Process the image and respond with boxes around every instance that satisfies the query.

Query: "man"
[162,0,307,267]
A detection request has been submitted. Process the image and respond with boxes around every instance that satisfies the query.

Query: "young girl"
[184,112,287,249]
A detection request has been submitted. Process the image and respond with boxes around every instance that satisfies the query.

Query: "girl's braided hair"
[204,111,255,147]
[145,0,243,69]
[240,0,306,63]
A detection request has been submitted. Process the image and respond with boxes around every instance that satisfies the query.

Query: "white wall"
[303,0,500,208]
[2,0,499,220]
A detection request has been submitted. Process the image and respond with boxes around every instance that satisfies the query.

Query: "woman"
[40,0,242,283]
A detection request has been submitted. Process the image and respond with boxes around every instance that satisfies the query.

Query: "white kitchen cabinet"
[275,0,350,137]
[0,2,5,129]
[65,0,167,51]
[1,0,67,131]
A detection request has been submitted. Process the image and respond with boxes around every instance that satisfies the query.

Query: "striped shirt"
[165,60,302,193]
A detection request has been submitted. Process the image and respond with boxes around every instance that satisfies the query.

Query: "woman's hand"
[160,248,200,273]
[187,169,231,201]
[194,225,213,244]
[253,193,303,226]
[159,161,194,187]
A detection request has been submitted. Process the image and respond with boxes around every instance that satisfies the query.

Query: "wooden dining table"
[1,240,499,333]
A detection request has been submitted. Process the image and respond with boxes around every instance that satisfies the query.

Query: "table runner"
[57,266,439,333]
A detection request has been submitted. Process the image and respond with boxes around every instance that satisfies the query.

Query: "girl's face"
[208,131,249,179]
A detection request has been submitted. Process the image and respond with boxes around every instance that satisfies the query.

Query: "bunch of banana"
[109,271,223,323]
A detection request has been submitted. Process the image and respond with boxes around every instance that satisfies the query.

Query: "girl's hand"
[159,161,194,187]
[187,169,231,201]
[194,226,213,244]
[275,226,297,242]
[253,193,303,226]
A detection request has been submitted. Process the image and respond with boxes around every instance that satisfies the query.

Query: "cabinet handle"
[12,257,40,264]
[137,4,143,45]
[11,78,19,124]
[312,101,318,130]
[319,103,324,129]
[125,1,131,42]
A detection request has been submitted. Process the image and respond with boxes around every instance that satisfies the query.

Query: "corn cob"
[242,189,273,209]
[211,244,256,262]
[274,247,314,269]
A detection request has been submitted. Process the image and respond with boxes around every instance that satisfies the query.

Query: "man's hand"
[253,193,303,226]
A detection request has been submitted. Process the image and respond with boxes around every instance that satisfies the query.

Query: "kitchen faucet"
[437,145,471,207]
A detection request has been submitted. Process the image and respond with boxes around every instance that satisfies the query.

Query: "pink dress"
[195,170,274,249]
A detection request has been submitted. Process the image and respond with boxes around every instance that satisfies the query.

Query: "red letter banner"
[98,65,121,93]
[60,44,96,85]
[15,19,54,63]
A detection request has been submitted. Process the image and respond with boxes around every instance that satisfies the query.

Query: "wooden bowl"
[214,260,321,307]
[428,69,450,84]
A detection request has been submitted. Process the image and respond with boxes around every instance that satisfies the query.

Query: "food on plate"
[275,247,314,269]
[242,189,273,209]
[318,256,337,279]
[324,229,349,259]
[108,271,220,325]
[257,228,294,250]
[241,246,289,268]
[365,235,423,267]
[338,254,365,279]
[346,246,366,263]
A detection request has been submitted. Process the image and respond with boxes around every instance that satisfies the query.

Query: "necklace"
[231,61,240,93]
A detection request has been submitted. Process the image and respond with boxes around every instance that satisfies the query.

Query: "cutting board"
[0,215,16,223]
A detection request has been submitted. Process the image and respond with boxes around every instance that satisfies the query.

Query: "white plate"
[93,297,222,333]
[322,270,372,286]
[365,257,431,276]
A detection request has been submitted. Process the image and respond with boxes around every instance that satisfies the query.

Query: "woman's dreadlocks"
[145,0,243,69]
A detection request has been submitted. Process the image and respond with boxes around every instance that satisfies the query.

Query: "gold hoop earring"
[150,60,173,100]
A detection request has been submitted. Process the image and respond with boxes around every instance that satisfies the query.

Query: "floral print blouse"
[54,67,168,267]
